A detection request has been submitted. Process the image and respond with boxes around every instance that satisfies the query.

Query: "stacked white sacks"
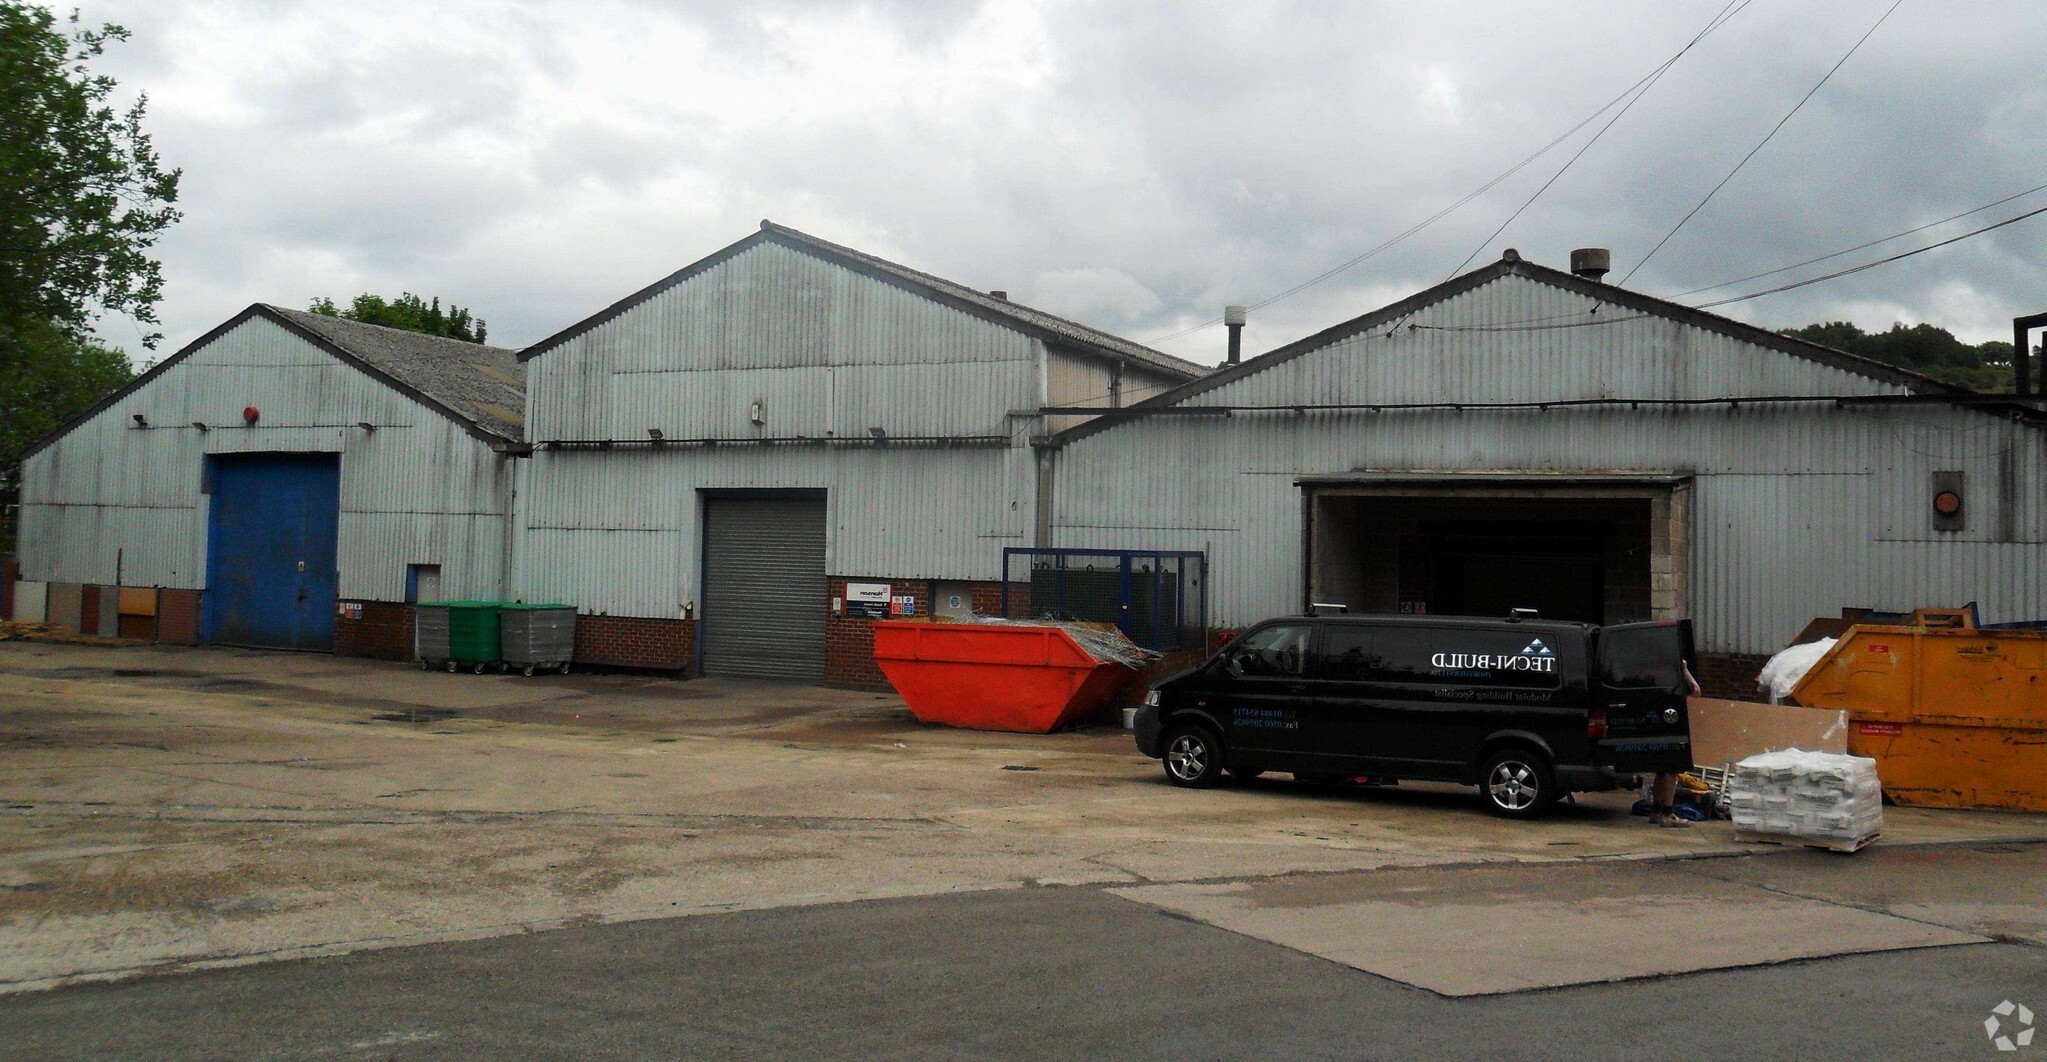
[1729,749,1883,843]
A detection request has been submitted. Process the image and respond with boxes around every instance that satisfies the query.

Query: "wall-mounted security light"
[647,428,664,441]
[131,413,148,427]
[750,400,765,426]
[356,421,376,433]
[191,421,210,432]
[868,426,887,440]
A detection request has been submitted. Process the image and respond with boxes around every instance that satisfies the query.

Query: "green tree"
[0,4,181,352]
[310,293,489,344]
[2,4,175,551]
[1779,320,2018,393]
[0,319,134,550]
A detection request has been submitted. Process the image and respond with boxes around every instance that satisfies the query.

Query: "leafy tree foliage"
[0,4,181,351]
[0,319,134,549]
[310,293,489,344]
[1779,320,2018,393]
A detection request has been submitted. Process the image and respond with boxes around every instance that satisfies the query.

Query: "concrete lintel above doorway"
[1296,469,1693,498]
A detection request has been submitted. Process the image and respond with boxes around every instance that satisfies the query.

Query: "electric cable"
[1443,0,1753,280]
[1664,177,2047,300]
[1693,202,2047,308]
[1144,0,1751,345]
[1620,0,1906,285]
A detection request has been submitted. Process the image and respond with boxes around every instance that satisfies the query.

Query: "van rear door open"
[1595,620,1695,772]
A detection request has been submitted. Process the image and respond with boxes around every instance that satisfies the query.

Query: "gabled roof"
[518,220,1209,381]
[266,307,526,438]
[18,305,527,463]
[1053,252,1988,446]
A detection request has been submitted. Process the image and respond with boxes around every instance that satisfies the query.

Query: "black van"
[1130,614,1695,818]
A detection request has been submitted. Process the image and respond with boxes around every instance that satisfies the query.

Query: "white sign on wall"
[845,581,891,618]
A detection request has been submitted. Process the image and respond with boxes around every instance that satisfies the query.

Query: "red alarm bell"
[242,405,260,424]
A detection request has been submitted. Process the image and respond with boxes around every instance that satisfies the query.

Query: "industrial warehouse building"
[12,305,525,653]
[13,229,2045,697]
[508,221,1204,681]
[1041,249,2047,695]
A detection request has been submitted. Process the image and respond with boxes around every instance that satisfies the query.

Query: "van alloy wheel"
[1162,727,1224,788]
[1481,750,1552,818]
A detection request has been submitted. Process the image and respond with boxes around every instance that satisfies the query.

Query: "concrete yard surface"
[3,640,2045,1007]
[1111,860,1984,995]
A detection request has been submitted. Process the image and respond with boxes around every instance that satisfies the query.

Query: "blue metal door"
[202,454,341,650]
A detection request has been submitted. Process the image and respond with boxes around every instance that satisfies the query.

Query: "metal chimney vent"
[1570,248,1611,282]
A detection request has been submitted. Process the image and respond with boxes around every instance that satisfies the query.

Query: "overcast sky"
[69,0,2047,365]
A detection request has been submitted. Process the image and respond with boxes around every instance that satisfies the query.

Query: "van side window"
[1600,625,1688,691]
[1317,626,1375,680]
[1226,624,1311,678]
[1376,627,1563,689]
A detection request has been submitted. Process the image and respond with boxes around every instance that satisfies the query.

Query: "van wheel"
[1480,749,1553,819]
[1162,727,1226,788]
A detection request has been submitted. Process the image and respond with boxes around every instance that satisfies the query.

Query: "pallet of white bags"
[1734,828,1880,854]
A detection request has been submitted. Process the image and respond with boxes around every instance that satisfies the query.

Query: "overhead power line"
[1666,177,2047,300]
[1443,0,1753,280]
[1144,0,1752,345]
[1692,201,2047,309]
[1620,0,1907,285]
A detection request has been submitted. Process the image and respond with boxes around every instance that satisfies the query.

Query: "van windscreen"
[1599,625,1687,691]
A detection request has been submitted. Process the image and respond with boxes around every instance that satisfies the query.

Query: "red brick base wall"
[574,614,694,672]
[1,557,15,621]
[824,577,933,689]
[79,587,103,638]
[334,601,416,660]
[1696,651,1772,702]
[157,589,201,645]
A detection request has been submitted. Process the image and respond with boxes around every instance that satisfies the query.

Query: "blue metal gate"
[202,453,341,650]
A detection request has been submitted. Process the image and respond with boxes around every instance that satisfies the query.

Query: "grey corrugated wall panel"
[511,442,1032,616]
[1049,272,2047,656]
[17,315,513,603]
[528,241,1040,443]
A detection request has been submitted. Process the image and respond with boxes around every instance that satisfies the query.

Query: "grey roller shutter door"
[702,497,827,681]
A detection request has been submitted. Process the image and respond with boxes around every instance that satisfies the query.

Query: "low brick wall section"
[334,601,416,661]
[574,614,694,672]
[157,589,201,645]
[1695,651,1772,702]
[1,556,15,621]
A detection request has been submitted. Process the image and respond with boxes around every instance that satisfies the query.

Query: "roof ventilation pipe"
[1570,248,1611,283]
[1224,305,1247,365]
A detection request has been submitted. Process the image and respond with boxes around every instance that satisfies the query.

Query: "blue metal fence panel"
[202,454,341,650]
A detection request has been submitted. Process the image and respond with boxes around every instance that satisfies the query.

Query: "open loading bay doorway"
[1302,474,1690,626]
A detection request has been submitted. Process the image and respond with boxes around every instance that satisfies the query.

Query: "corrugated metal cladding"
[529,241,1048,442]
[1049,270,2047,656]
[17,315,514,603]
[513,443,1033,616]
[701,497,827,680]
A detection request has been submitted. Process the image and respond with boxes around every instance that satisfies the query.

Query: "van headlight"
[1144,689,1161,707]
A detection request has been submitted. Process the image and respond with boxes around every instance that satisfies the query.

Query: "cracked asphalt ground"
[2,641,2044,1056]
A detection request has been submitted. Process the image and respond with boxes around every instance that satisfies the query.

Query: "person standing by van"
[1648,661,1705,828]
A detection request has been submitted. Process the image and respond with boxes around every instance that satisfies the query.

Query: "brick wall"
[574,614,694,672]
[79,586,102,637]
[334,600,415,660]
[824,576,1030,689]
[0,556,13,621]
[1696,651,1771,701]
[157,589,200,645]
[825,576,927,689]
